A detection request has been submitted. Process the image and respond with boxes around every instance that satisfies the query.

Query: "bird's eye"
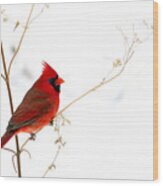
[48,75,58,85]
[48,78,54,85]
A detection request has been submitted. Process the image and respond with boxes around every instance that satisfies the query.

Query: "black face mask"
[48,75,60,93]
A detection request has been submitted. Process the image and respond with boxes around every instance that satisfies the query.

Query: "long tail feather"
[1,131,15,148]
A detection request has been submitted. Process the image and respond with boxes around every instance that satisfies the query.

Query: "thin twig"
[3,147,16,154]
[20,138,31,152]
[1,44,14,112]
[42,146,61,177]
[29,4,47,25]
[21,149,32,159]
[1,42,22,177]
[12,154,18,173]
[7,5,35,76]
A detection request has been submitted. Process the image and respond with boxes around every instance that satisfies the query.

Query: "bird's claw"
[50,119,54,126]
[30,133,36,141]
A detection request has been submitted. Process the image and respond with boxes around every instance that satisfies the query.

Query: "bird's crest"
[42,61,58,78]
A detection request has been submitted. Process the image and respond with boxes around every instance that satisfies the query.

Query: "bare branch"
[1,4,47,177]
[1,4,35,177]
[7,5,35,76]
[1,42,22,177]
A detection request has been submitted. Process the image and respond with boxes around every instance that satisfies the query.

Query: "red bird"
[1,62,64,148]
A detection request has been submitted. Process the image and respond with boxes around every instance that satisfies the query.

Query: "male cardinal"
[1,62,64,148]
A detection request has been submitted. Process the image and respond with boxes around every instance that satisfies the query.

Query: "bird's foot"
[50,119,54,126]
[30,133,36,141]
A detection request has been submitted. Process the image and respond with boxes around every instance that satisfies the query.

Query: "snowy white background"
[1,0,154,180]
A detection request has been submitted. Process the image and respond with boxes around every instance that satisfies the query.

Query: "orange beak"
[55,77,64,86]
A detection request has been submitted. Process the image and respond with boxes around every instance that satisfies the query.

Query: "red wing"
[7,88,54,132]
